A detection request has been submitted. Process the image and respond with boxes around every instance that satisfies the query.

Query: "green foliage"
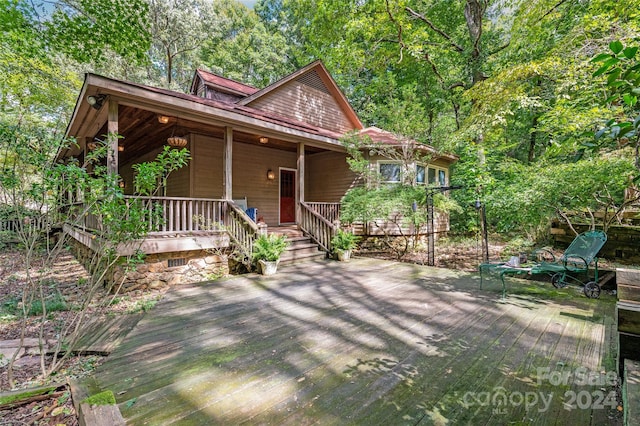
[479,155,635,237]
[340,185,459,228]
[252,234,288,262]
[46,0,151,65]
[331,229,360,252]
[593,40,640,172]
[199,1,294,88]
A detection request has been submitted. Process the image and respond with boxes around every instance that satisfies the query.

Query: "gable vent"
[295,69,331,95]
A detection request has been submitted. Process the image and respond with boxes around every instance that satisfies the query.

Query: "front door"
[279,169,296,224]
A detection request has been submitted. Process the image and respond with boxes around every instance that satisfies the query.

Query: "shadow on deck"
[83,257,621,425]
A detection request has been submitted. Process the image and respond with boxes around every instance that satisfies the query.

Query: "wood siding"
[191,134,224,198]
[166,140,191,197]
[306,151,359,202]
[120,136,200,197]
[232,143,297,226]
[248,80,356,134]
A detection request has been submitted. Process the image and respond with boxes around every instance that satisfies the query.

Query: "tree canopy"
[2,0,640,238]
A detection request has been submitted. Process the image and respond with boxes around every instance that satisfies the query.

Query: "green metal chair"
[529,230,607,298]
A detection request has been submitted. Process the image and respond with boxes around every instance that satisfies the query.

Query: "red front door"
[280,169,296,223]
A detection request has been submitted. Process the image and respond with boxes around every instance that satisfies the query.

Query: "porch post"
[296,143,305,224]
[107,99,118,175]
[223,126,233,199]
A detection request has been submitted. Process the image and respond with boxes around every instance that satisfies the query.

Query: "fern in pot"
[252,233,288,275]
[331,229,359,261]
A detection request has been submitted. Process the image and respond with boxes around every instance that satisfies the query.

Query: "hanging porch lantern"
[167,119,188,147]
[167,136,188,147]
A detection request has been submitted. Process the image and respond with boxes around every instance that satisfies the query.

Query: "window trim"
[377,160,449,187]
[378,161,402,184]
[427,164,448,187]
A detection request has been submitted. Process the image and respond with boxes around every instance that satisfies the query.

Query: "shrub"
[331,229,360,252]
[252,234,288,262]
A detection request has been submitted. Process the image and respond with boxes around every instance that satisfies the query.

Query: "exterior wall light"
[267,169,275,180]
[259,136,269,144]
[86,94,106,110]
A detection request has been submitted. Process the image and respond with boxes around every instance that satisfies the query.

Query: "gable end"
[295,69,331,95]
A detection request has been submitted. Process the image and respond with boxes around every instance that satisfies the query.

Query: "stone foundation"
[358,232,444,252]
[111,250,229,292]
[68,239,229,292]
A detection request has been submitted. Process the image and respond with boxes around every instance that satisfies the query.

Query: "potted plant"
[252,233,288,275]
[331,229,360,261]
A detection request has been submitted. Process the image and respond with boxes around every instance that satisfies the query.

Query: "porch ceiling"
[91,105,325,165]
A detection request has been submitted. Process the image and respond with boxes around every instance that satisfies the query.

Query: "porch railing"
[125,196,226,234]
[300,202,338,252]
[224,201,259,260]
[68,197,227,236]
[0,216,50,238]
[305,202,341,224]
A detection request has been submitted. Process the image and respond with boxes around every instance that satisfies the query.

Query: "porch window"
[379,162,401,183]
[428,166,448,186]
[416,165,426,185]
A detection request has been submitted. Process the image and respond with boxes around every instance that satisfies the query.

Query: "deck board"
[73,313,145,354]
[85,258,621,425]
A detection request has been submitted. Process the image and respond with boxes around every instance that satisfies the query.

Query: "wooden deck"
[86,258,620,425]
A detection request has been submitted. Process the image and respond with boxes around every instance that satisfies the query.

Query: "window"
[379,162,401,183]
[378,161,448,187]
[416,165,426,185]
[427,166,448,186]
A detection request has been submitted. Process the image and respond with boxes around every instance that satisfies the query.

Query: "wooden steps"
[279,236,326,265]
[271,226,327,265]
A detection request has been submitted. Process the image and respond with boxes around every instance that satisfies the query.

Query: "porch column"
[107,99,118,175]
[296,142,305,224]
[223,126,233,199]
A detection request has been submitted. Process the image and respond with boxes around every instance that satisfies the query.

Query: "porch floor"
[85,257,620,425]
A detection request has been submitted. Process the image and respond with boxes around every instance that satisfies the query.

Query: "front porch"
[64,196,341,255]
[62,195,340,289]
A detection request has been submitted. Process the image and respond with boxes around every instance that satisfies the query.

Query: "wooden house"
[61,61,456,287]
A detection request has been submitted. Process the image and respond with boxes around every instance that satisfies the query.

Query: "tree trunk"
[464,0,486,84]
[528,115,539,163]
[166,46,173,86]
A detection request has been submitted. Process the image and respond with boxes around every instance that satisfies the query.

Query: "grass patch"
[126,297,159,314]
[0,293,68,317]
[29,294,67,316]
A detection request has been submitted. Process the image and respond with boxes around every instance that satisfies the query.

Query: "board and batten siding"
[119,146,189,197]
[306,151,359,203]
[248,81,355,134]
[191,134,224,198]
[232,142,297,226]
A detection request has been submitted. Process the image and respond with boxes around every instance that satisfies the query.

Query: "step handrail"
[300,202,337,253]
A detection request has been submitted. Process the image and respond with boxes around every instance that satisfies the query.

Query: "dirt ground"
[0,250,168,425]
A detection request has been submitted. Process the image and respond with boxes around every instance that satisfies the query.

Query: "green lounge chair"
[480,230,607,298]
